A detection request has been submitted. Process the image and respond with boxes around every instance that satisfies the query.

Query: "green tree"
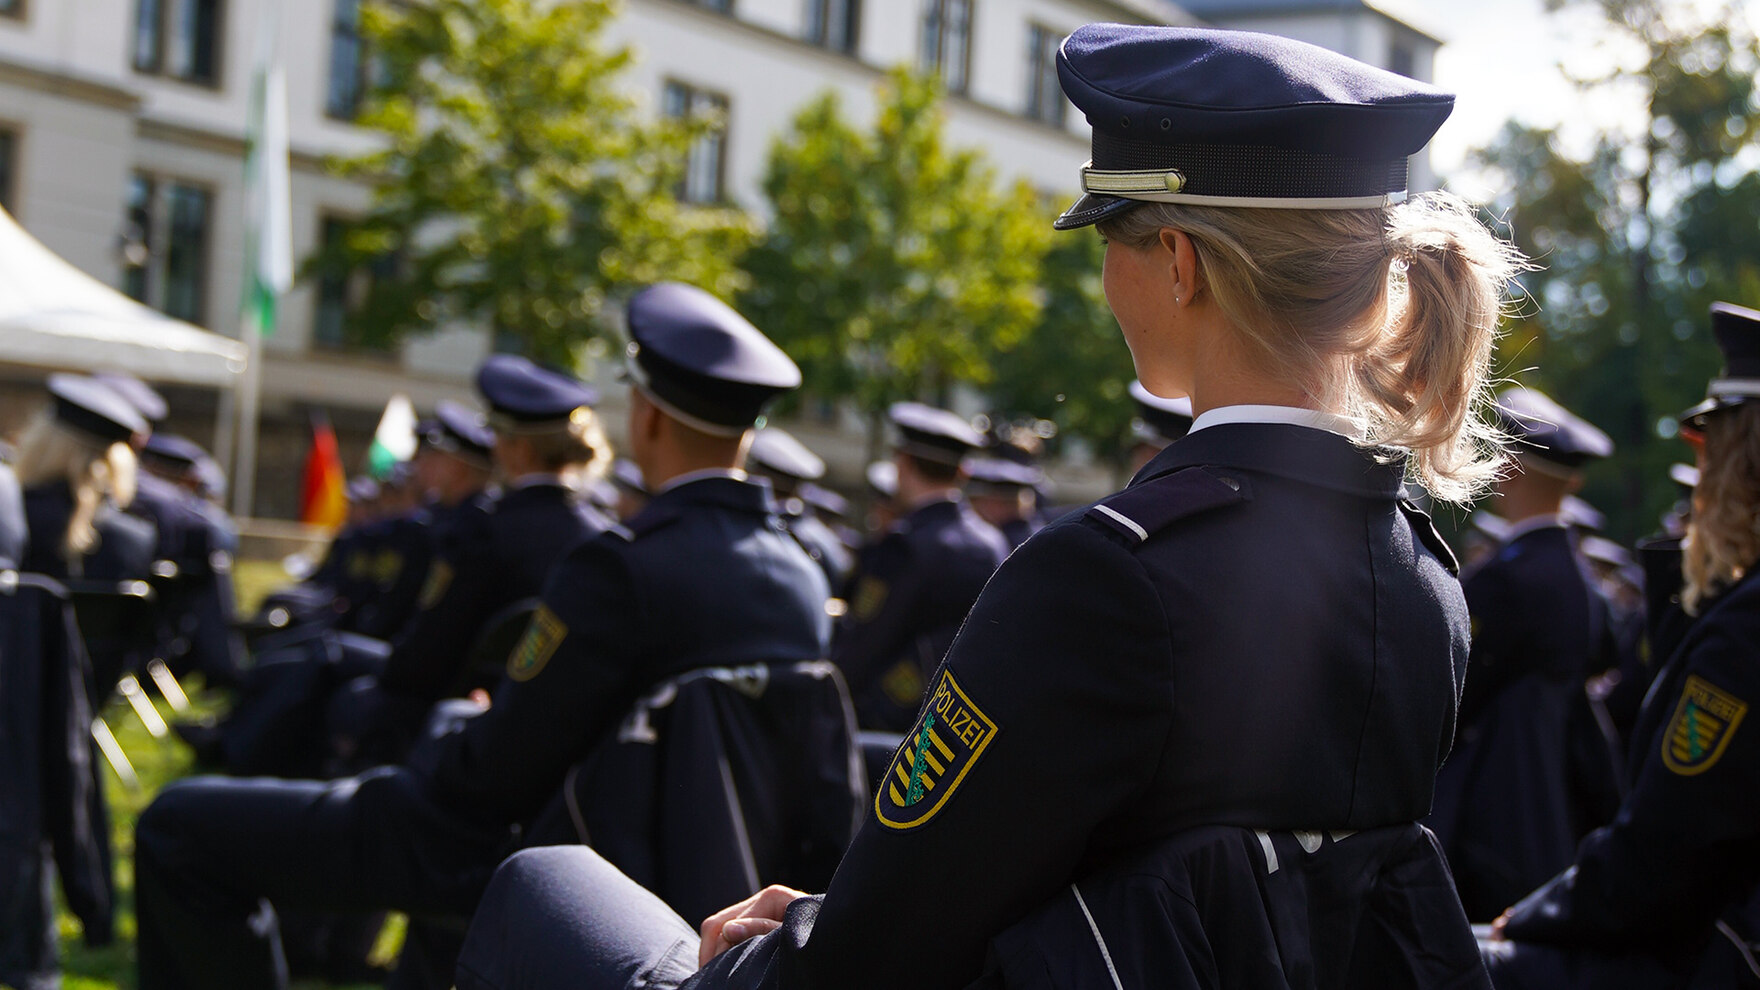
[985,226,1140,469]
[1468,0,1758,539]
[308,0,757,365]
[738,69,1050,449]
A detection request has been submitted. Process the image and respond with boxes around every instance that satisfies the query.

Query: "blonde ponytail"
[1096,191,1528,504]
[1683,403,1760,615]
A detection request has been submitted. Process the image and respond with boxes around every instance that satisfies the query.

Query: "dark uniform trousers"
[1484,566,1760,988]
[831,495,1007,731]
[135,476,830,990]
[457,425,1481,990]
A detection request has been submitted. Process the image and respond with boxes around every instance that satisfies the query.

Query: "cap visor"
[1053,193,1141,231]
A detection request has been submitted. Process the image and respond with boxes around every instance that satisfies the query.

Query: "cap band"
[1709,378,1760,400]
[1077,130,1409,211]
[624,357,752,439]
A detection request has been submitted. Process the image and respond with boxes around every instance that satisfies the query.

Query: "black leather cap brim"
[1053,193,1142,231]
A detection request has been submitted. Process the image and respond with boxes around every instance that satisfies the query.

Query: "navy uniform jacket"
[831,496,1007,731]
[0,463,24,567]
[1498,566,1760,982]
[691,424,1470,990]
[423,475,831,827]
[1432,522,1619,921]
[340,509,436,639]
[21,483,156,582]
[377,481,610,702]
[778,499,853,591]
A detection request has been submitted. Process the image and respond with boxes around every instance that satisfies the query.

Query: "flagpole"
[231,313,264,516]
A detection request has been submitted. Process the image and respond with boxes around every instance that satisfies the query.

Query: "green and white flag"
[368,393,418,478]
[244,6,292,336]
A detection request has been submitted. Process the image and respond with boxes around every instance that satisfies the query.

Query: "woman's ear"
[1157,228,1204,307]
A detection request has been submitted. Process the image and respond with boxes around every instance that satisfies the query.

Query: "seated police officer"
[831,402,1007,731]
[746,425,853,588]
[1483,302,1760,988]
[133,282,828,990]
[455,23,1516,990]
[1430,387,1622,922]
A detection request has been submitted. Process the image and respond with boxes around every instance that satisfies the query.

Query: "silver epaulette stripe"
[1255,830,1279,874]
[1092,504,1148,542]
[1071,884,1125,990]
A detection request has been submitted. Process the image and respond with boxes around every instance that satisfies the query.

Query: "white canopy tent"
[0,205,247,387]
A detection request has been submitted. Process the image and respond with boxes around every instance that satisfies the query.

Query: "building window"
[662,80,730,205]
[919,0,972,94]
[1389,39,1416,78]
[0,0,24,19]
[0,130,16,214]
[313,215,398,351]
[686,0,733,11]
[1025,24,1064,126]
[133,0,223,87]
[805,0,859,54]
[122,173,212,325]
[327,0,365,119]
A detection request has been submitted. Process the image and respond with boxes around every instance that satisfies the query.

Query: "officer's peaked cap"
[1680,302,1760,425]
[890,402,986,465]
[1054,24,1454,229]
[799,482,849,519]
[49,374,147,446]
[476,355,599,426]
[142,432,207,470]
[748,427,826,482]
[426,400,495,465]
[1494,387,1613,470]
[965,456,1045,492]
[867,460,898,500]
[93,371,169,424]
[623,283,800,437]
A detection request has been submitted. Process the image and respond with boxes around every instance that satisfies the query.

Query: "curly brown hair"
[1684,402,1760,614]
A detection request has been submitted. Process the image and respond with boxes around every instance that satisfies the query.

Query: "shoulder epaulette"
[1085,466,1250,545]
[1398,499,1459,576]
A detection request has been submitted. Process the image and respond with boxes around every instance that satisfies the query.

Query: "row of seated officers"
[2,301,1745,990]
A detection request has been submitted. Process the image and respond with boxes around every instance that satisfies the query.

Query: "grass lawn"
[52,559,405,989]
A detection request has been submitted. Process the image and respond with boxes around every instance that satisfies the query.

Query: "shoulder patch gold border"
[875,668,999,830]
[1662,674,1748,776]
[507,605,568,683]
[417,560,454,611]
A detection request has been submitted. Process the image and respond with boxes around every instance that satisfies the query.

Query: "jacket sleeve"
[424,538,643,826]
[704,521,1175,990]
[378,507,496,700]
[1503,615,1760,951]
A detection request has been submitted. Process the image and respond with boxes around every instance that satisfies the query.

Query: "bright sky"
[1426,0,1760,197]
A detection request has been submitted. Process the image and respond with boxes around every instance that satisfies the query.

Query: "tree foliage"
[308,0,756,364]
[1470,0,1759,539]
[985,226,1140,465]
[738,70,1050,428]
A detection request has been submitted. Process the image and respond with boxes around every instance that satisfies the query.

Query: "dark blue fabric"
[1489,567,1760,986]
[830,494,1007,731]
[476,354,598,420]
[626,283,801,430]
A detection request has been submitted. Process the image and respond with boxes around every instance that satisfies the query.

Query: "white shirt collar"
[1187,404,1364,439]
[1504,513,1567,542]
[655,467,747,495]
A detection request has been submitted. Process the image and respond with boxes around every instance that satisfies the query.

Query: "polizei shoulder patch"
[876,668,998,830]
[507,604,568,683]
[1662,675,1748,776]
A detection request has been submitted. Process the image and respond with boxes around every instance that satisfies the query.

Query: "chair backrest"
[525,661,866,925]
[975,822,1486,990]
[66,579,160,700]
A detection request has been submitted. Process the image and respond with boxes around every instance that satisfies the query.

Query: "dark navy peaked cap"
[1130,380,1194,447]
[890,402,986,465]
[624,283,800,437]
[94,371,169,424]
[799,482,849,519]
[866,460,898,500]
[142,432,207,471]
[1494,387,1613,471]
[965,456,1044,492]
[476,355,598,427]
[1054,24,1455,229]
[1680,302,1760,427]
[49,374,147,445]
[425,400,495,466]
[748,427,826,482]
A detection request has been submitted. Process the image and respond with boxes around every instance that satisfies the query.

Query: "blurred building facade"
[0,0,1441,518]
